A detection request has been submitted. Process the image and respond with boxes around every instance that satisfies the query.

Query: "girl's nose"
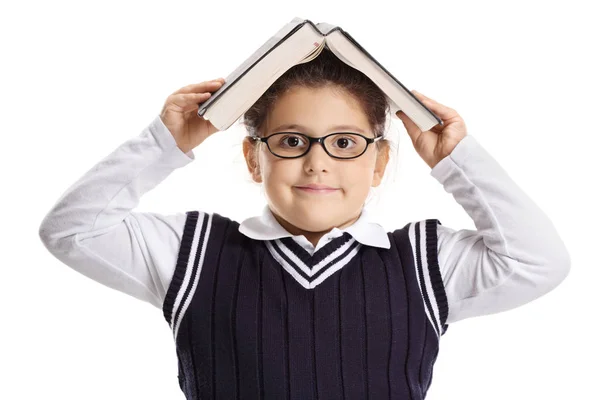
[303,142,331,172]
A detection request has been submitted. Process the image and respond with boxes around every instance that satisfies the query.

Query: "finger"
[412,90,458,120]
[168,92,212,111]
[175,79,224,95]
[180,80,223,94]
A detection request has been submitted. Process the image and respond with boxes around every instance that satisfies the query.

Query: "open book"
[197,17,443,132]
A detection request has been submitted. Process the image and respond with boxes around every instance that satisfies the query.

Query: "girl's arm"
[38,115,198,308]
[430,134,571,324]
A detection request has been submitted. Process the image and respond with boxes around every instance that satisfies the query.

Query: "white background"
[3,0,598,399]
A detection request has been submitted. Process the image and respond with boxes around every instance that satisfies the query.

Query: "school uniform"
[39,114,571,399]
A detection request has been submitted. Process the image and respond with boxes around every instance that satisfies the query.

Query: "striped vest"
[163,211,449,399]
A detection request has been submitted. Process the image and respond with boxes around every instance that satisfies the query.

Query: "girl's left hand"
[396,90,468,169]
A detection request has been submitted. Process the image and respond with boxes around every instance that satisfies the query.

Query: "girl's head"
[241,47,392,235]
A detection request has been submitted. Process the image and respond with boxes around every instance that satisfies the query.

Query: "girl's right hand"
[160,77,226,154]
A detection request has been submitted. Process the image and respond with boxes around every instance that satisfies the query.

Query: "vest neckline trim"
[264,231,362,289]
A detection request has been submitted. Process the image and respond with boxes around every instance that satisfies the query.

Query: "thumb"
[206,119,219,136]
[396,110,422,143]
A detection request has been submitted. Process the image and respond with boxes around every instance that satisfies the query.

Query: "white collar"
[238,204,391,252]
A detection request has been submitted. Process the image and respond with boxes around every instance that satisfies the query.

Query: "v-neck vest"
[163,211,449,400]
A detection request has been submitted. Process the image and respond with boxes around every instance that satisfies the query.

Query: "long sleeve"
[430,134,571,324]
[38,115,196,309]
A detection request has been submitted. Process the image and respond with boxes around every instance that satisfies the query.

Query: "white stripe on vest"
[408,219,446,339]
[168,212,213,341]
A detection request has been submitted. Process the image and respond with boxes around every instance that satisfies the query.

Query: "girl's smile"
[294,186,340,194]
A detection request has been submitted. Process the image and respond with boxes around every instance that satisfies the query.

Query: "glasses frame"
[249,131,383,160]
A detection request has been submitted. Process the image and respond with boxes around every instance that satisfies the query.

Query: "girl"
[38,48,570,399]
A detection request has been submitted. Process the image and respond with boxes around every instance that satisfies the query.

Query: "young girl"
[38,48,570,399]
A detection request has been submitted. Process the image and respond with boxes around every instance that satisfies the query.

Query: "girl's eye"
[279,134,306,148]
[330,135,358,149]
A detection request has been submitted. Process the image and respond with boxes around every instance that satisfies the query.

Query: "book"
[197,17,443,132]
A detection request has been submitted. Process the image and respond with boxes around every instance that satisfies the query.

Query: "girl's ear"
[372,142,390,187]
[243,137,263,183]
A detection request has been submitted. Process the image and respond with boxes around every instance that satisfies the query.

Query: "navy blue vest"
[163,211,449,399]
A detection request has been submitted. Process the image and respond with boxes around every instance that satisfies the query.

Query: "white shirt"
[239,205,390,256]
[38,114,571,325]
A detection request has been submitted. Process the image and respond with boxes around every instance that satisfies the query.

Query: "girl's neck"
[271,210,361,248]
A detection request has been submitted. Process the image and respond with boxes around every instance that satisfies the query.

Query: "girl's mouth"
[295,187,340,194]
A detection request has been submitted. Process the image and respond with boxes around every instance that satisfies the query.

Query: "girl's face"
[243,85,389,237]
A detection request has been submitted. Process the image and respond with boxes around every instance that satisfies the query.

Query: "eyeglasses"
[249,131,383,159]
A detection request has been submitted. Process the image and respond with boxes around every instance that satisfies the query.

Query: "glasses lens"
[324,133,367,158]
[267,133,309,157]
[266,132,368,158]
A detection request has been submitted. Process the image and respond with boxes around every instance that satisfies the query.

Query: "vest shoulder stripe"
[408,219,449,338]
[162,211,213,340]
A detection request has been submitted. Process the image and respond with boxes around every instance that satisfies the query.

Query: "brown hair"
[242,47,392,145]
